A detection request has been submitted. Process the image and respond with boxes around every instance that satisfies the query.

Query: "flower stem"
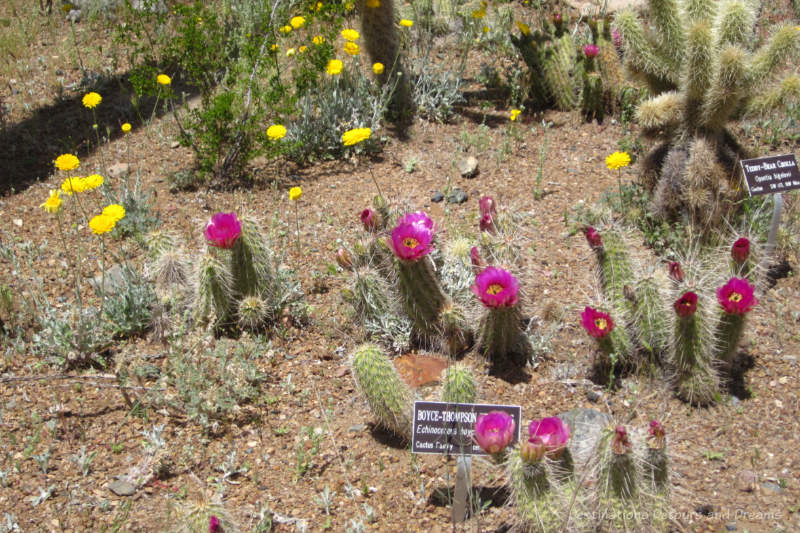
[367,165,385,206]
[294,202,301,256]
[55,211,82,318]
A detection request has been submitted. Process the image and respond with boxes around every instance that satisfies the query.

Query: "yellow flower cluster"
[399,19,413,27]
[343,42,359,56]
[326,59,343,75]
[290,16,306,29]
[342,127,371,146]
[341,29,359,41]
[82,92,102,109]
[605,151,631,171]
[267,124,287,140]
[312,35,325,45]
[55,153,80,171]
[516,21,530,35]
[289,186,303,201]
[510,109,521,121]
[60,174,104,195]
[40,190,62,214]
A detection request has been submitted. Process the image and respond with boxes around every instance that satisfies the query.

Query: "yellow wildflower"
[89,214,116,235]
[82,92,102,109]
[290,16,306,29]
[40,190,62,214]
[312,35,325,45]
[372,62,385,75]
[316,2,324,10]
[341,29,360,41]
[399,19,413,27]
[366,0,380,6]
[157,74,171,85]
[343,42,359,56]
[289,187,303,201]
[102,204,126,222]
[121,123,132,133]
[286,47,296,57]
[280,25,292,34]
[345,2,354,10]
[270,44,279,51]
[510,109,522,121]
[267,124,287,140]
[83,174,104,190]
[516,21,530,35]
[482,26,489,33]
[326,59,343,75]
[61,176,85,195]
[472,9,485,19]
[55,153,80,171]
[605,151,631,170]
[299,45,307,53]
[342,127,371,146]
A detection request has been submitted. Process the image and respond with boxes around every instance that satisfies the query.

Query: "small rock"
[782,355,797,365]
[431,191,444,203]
[458,156,478,178]
[108,163,130,178]
[13,218,22,227]
[170,141,180,149]
[586,390,602,403]
[108,479,137,497]
[729,395,740,407]
[348,424,366,432]
[557,408,612,462]
[446,188,468,205]
[695,504,714,516]
[725,523,737,531]
[89,264,130,296]
[737,469,757,492]
[761,481,782,494]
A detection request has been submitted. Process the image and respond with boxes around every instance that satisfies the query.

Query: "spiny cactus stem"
[674,315,701,372]
[645,447,669,492]
[609,452,637,499]
[552,448,575,482]
[521,462,551,499]
[396,256,450,337]
[479,306,528,366]
[714,312,746,364]
[231,238,258,298]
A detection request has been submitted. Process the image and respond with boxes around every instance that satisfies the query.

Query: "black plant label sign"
[412,401,521,456]
[740,154,800,196]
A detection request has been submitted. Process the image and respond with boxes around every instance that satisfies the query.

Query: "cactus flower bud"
[336,248,353,270]
[673,291,697,318]
[612,29,622,49]
[209,515,221,533]
[361,208,377,231]
[520,436,547,463]
[668,261,685,282]
[479,195,497,217]
[583,44,599,58]
[731,237,750,263]
[479,213,496,234]
[473,411,515,455]
[584,226,602,249]
[204,212,242,249]
[470,246,486,274]
[648,420,666,449]
[612,425,632,454]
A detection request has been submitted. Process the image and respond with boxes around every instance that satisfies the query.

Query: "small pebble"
[431,191,444,203]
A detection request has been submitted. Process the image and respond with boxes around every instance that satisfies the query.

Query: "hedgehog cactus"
[351,343,412,437]
[441,363,477,404]
[633,277,670,359]
[615,0,800,227]
[601,425,639,500]
[670,290,719,405]
[713,277,758,364]
[194,251,234,326]
[644,421,669,492]
[472,267,532,368]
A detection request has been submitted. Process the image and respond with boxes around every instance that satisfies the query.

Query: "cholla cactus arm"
[649,0,685,70]
[712,0,756,48]
[749,25,800,82]
[683,0,718,21]
[701,46,748,129]
[747,74,800,114]
[613,10,677,92]
[683,22,714,120]
[636,91,684,134]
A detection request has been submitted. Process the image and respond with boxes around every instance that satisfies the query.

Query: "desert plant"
[615,0,800,227]
[350,343,412,438]
[441,363,477,404]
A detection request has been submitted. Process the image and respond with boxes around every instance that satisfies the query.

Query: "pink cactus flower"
[470,246,486,274]
[581,306,614,338]
[716,277,758,315]
[336,248,353,270]
[528,417,570,456]
[389,215,434,261]
[612,29,622,49]
[478,196,497,217]
[584,226,602,249]
[668,261,685,282]
[360,208,377,231]
[673,291,698,318]
[204,212,242,249]
[479,212,496,234]
[471,266,519,308]
[583,44,599,58]
[648,420,666,449]
[473,411,515,455]
[209,515,221,533]
[731,237,750,263]
[612,425,632,454]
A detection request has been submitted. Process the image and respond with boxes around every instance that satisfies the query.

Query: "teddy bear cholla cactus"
[614,0,800,228]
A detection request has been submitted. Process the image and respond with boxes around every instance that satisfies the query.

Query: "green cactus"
[671,294,719,405]
[194,251,234,326]
[441,363,476,404]
[351,343,412,437]
[342,268,412,352]
[396,256,458,349]
[476,305,532,368]
[617,0,800,228]
[237,295,267,331]
[597,426,639,500]
[506,452,563,531]
[633,277,669,359]
[713,310,747,365]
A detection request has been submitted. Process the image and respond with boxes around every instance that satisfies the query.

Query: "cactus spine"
[194,252,234,326]
[351,344,412,438]
[633,277,669,359]
[671,294,719,405]
[441,363,476,404]
[713,310,746,364]
[477,306,532,367]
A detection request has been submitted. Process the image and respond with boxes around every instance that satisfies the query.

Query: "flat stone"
[586,390,602,403]
[557,408,612,461]
[737,469,757,492]
[725,524,737,531]
[348,424,367,432]
[431,191,444,203]
[170,141,180,149]
[761,481,782,494]
[457,156,478,178]
[446,188,468,205]
[108,479,137,496]
[108,163,130,179]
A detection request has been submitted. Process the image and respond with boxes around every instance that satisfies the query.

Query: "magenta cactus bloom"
[390,219,434,261]
[360,208,377,231]
[470,246,486,274]
[473,411,515,455]
[673,291,698,318]
[471,266,519,308]
[581,306,614,338]
[612,425,632,454]
[731,237,750,263]
[209,515,221,533]
[668,261,685,282]
[583,44,599,58]
[528,417,570,455]
[648,420,666,449]
[478,196,497,217]
[584,226,602,249]
[204,212,242,249]
[479,212,496,234]
[716,277,758,315]
[612,29,622,49]
[397,211,434,230]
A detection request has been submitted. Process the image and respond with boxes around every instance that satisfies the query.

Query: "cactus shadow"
[725,351,755,400]
[428,484,511,510]
[488,363,532,385]
[367,423,408,450]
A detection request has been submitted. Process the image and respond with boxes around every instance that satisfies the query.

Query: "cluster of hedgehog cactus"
[473,412,670,531]
[581,225,760,405]
[145,211,302,333]
[341,195,533,369]
[510,13,626,122]
[615,0,800,227]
